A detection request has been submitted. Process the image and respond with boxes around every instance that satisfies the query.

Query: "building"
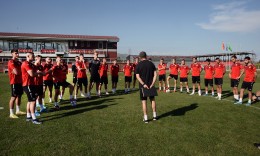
[0,32,119,63]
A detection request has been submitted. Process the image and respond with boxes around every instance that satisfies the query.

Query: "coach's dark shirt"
[136,59,156,87]
[72,64,77,78]
[89,59,100,76]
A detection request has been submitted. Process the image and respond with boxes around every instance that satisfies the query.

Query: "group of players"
[6,48,258,125]
[157,55,258,105]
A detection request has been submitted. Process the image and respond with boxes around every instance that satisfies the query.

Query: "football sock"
[205,91,208,94]
[42,98,45,105]
[153,112,157,118]
[144,115,148,121]
[16,105,20,112]
[27,113,31,118]
[10,109,14,115]
[248,99,251,103]
[180,87,183,92]
[212,91,214,96]
[239,98,242,102]
[31,113,36,120]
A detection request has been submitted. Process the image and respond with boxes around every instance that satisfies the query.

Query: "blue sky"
[0,0,259,59]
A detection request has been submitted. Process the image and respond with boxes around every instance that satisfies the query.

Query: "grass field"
[0,72,260,155]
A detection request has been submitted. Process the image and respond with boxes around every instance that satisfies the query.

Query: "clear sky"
[0,0,259,59]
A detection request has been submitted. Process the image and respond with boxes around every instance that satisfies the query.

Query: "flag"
[221,42,225,51]
[228,45,232,52]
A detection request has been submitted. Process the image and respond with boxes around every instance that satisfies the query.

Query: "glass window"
[18,42,24,48]
[45,42,52,49]
[0,40,3,49]
[3,41,9,51]
[81,41,84,48]
[98,41,103,49]
[69,41,73,47]
[87,41,90,48]
[27,42,33,49]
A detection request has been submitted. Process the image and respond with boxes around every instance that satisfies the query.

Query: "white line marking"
[0,107,4,110]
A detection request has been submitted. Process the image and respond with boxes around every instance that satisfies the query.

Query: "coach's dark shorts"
[23,85,37,102]
[159,75,166,81]
[169,74,178,80]
[10,83,23,97]
[133,74,137,81]
[125,76,132,83]
[241,81,254,91]
[35,85,43,96]
[180,77,188,82]
[73,77,78,84]
[112,76,118,83]
[78,78,88,86]
[204,79,213,87]
[43,80,53,87]
[192,76,200,84]
[90,74,100,83]
[231,79,240,88]
[214,78,223,85]
[100,76,108,85]
[139,89,155,101]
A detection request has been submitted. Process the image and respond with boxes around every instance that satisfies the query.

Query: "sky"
[0,0,259,59]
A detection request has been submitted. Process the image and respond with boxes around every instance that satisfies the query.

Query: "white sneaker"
[190,92,194,95]
[80,93,85,97]
[87,93,91,99]
[105,92,109,95]
[218,97,221,100]
[49,98,52,103]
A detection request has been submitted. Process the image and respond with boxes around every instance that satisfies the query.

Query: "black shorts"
[73,77,78,84]
[90,75,100,83]
[231,79,240,88]
[139,89,155,101]
[10,83,23,97]
[23,85,37,102]
[78,78,88,86]
[204,79,213,87]
[214,78,223,85]
[241,81,254,91]
[35,85,43,96]
[100,76,108,85]
[43,80,53,87]
[192,76,200,83]
[169,74,178,80]
[159,75,166,81]
[112,76,118,83]
[180,77,188,82]
[125,76,132,83]
[54,81,71,89]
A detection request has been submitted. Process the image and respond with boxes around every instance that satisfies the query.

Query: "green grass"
[0,72,260,155]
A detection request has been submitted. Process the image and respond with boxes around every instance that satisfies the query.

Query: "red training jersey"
[110,64,119,77]
[35,64,44,85]
[158,63,167,75]
[179,65,190,78]
[21,61,36,86]
[99,63,108,77]
[204,65,214,79]
[214,63,225,78]
[169,64,179,75]
[52,64,63,83]
[191,63,202,76]
[61,64,68,81]
[230,62,243,79]
[123,64,133,77]
[243,64,256,82]
[8,59,22,84]
[43,63,53,81]
[76,61,87,78]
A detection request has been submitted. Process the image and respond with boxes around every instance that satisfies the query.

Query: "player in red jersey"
[52,56,76,109]
[234,56,257,106]
[98,58,109,96]
[158,58,167,91]
[110,59,120,94]
[179,59,190,93]
[203,58,215,96]
[123,60,133,93]
[190,57,202,96]
[229,55,243,101]
[22,52,43,124]
[166,58,179,92]
[34,55,47,115]
[76,54,88,98]
[132,57,139,90]
[7,49,26,118]
[214,58,226,100]
[43,57,54,103]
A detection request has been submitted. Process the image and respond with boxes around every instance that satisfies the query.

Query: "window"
[69,41,73,47]
[74,41,77,47]
[81,41,84,48]
[44,42,52,49]
[3,41,8,51]
[87,41,90,48]
[18,42,24,48]
[0,40,3,49]
[98,41,103,49]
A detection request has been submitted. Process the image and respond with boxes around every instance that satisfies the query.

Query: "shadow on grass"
[221,90,233,98]
[41,97,121,122]
[158,103,198,119]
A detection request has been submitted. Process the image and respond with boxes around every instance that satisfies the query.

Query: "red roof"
[0,32,119,42]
